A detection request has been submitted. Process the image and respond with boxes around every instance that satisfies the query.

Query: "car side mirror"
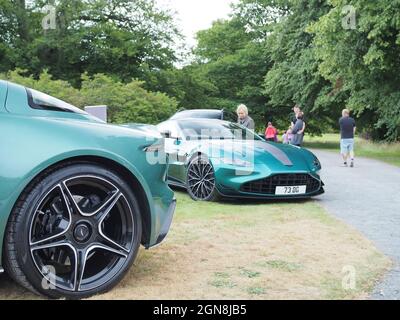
[161,130,171,139]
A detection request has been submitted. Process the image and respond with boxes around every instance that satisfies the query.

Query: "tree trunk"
[15,0,30,42]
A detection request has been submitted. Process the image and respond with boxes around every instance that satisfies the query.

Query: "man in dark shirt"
[339,109,356,167]
[291,104,306,133]
[291,112,305,147]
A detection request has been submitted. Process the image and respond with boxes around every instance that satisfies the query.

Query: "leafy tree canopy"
[310,0,400,140]
[1,0,399,140]
[0,0,180,86]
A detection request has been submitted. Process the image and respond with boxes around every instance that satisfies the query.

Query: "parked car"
[157,118,324,201]
[0,81,176,299]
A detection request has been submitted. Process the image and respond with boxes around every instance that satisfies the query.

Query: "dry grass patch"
[0,192,390,300]
[93,192,390,300]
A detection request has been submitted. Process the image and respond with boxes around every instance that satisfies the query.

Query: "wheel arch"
[186,151,208,167]
[2,155,152,255]
[61,156,152,247]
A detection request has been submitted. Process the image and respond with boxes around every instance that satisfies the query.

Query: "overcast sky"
[157,0,239,48]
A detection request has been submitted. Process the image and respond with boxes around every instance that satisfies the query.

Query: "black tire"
[3,162,142,299]
[186,155,220,202]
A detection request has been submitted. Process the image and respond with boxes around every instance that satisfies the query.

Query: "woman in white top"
[236,104,255,131]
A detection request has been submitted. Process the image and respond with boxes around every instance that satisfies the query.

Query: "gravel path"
[312,149,400,300]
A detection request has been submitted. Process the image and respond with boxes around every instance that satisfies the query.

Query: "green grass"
[303,134,400,167]
[239,269,261,279]
[247,287,267,295]
[209,272,237,289]
[256,260,303,273]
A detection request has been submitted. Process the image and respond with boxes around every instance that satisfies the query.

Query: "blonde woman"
[236,104,255,130]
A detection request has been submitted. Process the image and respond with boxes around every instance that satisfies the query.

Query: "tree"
[0,0,180,86]
[80,73,178,124]
[185,0,340,133]
[186,17,270,129]
[0,0,37,72]
[260,0,343,134]
[139,63,219,110]
[310,0,400,140]
[195,18,253,62]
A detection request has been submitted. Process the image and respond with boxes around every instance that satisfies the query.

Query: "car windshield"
[171,110,222,120]
[27,88,87,114]
[178,120,263,141]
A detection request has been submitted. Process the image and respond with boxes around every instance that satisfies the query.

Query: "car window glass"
[27,88,86,114]
[178,121,262,141]
[171,110,222,120]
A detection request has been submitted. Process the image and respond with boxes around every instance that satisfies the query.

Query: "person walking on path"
[339,109,357,167]
[290,112,305,147]
[265,122,278,142]
[237,104,255,131]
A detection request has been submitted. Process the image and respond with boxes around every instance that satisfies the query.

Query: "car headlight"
[312,157,321,170]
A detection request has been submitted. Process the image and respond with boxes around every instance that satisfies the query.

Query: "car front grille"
[240,174,321,195]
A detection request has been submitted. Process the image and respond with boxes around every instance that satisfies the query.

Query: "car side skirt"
[167,177,186,189]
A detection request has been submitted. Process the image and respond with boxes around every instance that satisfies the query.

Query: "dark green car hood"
[195,139,316,171]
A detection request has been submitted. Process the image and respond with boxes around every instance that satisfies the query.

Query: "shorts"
[341,139,354,154]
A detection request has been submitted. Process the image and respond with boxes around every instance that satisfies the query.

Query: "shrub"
[1,70,177,124]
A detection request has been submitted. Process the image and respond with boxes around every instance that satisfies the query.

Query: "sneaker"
[344,162,348,167]
[350,161,354,168]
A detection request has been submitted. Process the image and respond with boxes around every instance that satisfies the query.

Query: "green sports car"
[157,118,325,201]
[0,80,176,299]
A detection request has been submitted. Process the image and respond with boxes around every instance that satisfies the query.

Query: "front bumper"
[216,186,325,200]
[214,165,325,199]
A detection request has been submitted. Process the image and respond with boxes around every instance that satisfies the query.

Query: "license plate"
[275,186,307,195]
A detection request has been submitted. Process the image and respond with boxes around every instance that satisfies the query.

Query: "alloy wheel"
[29,175,134,292]
[187,157,216,200]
